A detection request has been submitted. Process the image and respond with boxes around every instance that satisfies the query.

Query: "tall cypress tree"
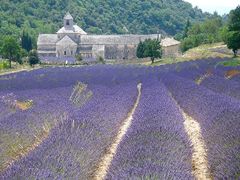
[183,19,191,39]
[21,30,33,52]
[137,41,144,58]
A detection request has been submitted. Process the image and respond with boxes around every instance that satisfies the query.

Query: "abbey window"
[66,20,70,26]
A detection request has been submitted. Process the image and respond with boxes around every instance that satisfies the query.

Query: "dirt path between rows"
[169,92,212,180]
[91,83,142,180]
[182,112,212,179]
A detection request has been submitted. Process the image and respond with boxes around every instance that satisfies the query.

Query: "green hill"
[0,0,211,41]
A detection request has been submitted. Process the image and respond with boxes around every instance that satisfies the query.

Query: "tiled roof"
[56,35,77,46]
[37,34,58,45]
[57,25,87,34]
[161,38,180,47]
[80,34,160,45]
[64,12,73,20]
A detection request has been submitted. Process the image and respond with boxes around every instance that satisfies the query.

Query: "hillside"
[0,0,211,40]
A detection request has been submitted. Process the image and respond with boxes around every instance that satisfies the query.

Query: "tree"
[225,6,240,57]
[137,39,162,63]
[76,54,83,62]
[226,31,240,57]
[182,19,191,39]
[136,41,144,58]
[1,36,22,68]
[98,56,105,64]
[21,30,33,52]
[28,49,40,66]
[144,39,162,63]
[180,17,224,52]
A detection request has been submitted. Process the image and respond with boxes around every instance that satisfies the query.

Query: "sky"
[185,0,239,15]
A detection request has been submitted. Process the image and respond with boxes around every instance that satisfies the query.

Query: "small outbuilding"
[161,38,181,58]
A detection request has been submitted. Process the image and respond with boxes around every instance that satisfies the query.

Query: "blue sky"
[185,0,239,15]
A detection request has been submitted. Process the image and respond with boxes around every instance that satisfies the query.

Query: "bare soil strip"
[92,83,142,180]
[0,67,41,76]
[182,112,212,179]
[195,70,213,85]
[170,93,212,180]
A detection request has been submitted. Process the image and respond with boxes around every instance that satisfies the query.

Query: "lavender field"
[0,58,240,179]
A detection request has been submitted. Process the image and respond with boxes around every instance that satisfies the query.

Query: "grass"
[151,43,233,67]
[0,62,40,76]
[217,57,240,67]
[0,60,10,70]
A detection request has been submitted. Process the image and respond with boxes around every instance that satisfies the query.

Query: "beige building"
[37,13,180,63]
[161,38,181,58]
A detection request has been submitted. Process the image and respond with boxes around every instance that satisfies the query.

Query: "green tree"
[137,39,162,63]
[98,56,105,64]
[75,54,83,62]
[21,30,33,52]
[28,49,40,66]
[136,41,144,58]
[144,39,162,63]
[225,6,240,57]
[180,17,224,52]
[183,19,191,39]
[226,31,240,57]
[1,36,22,68]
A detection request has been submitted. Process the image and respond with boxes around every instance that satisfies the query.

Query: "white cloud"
[184,0,239,15]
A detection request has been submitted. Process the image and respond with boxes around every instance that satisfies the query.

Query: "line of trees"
[178,6,240,57]
[0,31,39,68]
[179,16,224,52]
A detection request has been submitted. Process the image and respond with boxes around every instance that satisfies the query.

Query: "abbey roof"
[80,34,160,45]
[161,38,180,47]
[57,25,87,34]
[56,36,77,46]
[37,34,58,45]
[64,12,73,20]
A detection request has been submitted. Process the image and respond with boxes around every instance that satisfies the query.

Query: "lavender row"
[0,58,226,92]
[200,75,240,100]
[106,79,193,179]
[0,87,72,172]
[162,74,240,179]
[176,68,240,101]
[0,81,138,179]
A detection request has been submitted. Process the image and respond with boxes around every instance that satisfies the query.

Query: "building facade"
[37,13,180,63]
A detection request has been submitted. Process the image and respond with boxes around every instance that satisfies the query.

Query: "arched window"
[66,20,70,26]
[64,51,67,56]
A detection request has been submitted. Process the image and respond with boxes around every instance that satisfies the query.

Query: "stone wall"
[104,45,137,60]
[56,43,77,57]
[92,45,105,58]
[162,44,180,58]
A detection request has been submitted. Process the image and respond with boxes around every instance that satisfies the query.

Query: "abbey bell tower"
[64,12,74,30]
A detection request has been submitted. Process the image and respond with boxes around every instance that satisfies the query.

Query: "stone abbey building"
[37,13,180,62]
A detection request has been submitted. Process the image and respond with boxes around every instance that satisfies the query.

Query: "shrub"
[76,54,83,62]
[98,56,105,64]
[28,49,39,66]
[0,60,10,69]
